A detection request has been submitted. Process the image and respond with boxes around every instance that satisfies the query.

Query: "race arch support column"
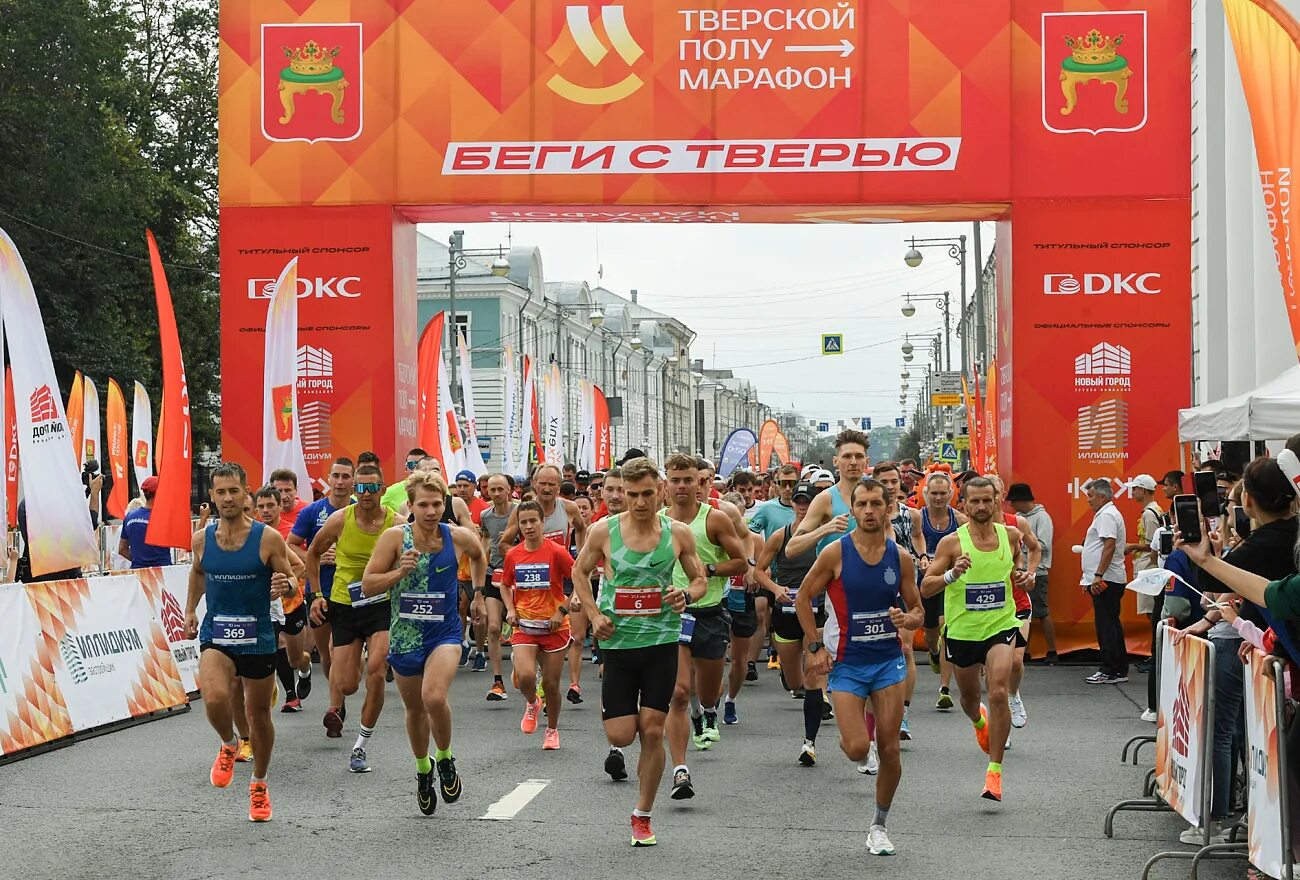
[1000,197,1191,654]
[218,204,417,484]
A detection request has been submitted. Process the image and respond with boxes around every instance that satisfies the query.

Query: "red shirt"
[279,498,307,537]
[466,495,489,522]
[502,541,574,627]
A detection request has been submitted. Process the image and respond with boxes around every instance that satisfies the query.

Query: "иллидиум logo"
[547,5,646,105]
[261,23,363,144]
[1042,11,1147,135]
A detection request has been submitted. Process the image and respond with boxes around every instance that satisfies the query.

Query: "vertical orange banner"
[105,379,129,519]
[757,419,779,471]
[5,367,16,527]
[985,361,999,476]
[962,373,980,473]
[65,371,84,470]
[593,384,611,471]
[1223,0,1300,360]
[417,312,446,464]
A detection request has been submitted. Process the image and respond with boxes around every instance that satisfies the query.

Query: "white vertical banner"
[502,342,519,477]
[0,228,98,575]
[437,344,466,474]
[1244,651,1286,878]
[261,258,311,502]
[131,381,154,487]
[585,379,598,470]
[1155,625,1211,827]
[574,377,589,471]
[456,328,487,478]
[82,378,102,520]
[544,361,563,466]
[519,356,535,472]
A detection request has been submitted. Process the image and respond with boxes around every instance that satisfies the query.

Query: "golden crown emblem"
[1064,29,1125,66]
[282,41,340,76]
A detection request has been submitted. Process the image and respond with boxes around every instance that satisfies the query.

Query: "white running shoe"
[1009,694,1027,729]
[857,741,880,775]
[867,824,895,856]
[1140,709,1157,723]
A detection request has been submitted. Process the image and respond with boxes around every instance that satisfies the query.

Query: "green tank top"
[331,506,396,605]
[598,513,680,650]
[672,503,729,609]
[944,523,1018,641]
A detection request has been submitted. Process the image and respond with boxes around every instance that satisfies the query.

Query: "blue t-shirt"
[748,498,796,539]
[292,496,349,596]
[121,507,174,569]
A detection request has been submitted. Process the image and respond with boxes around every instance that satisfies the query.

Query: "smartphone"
[1173,495,1202,546]
[1194,470,1221,518]
[1159,531,1174,556]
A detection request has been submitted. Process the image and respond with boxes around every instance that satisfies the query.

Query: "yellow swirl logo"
[547,5,645,105]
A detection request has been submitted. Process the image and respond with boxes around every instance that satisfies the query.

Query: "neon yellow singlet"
[944,523,1018,641]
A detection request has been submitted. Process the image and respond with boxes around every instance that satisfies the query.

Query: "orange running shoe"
[248,781,273,822]
[973,704,990,755]
[521,699,540,735]
[487,681,509,702]
[543,727,560,750]
[210,743,237,788]
[982,768,1003,802]
[631,813,657,847]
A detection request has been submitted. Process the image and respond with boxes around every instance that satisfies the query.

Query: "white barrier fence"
[0,565,198,761]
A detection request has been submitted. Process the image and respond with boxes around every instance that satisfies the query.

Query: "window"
[445,312,472,349]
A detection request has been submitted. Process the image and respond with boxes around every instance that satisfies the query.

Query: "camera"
[81,458,100,490]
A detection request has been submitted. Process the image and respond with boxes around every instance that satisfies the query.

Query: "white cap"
[1131,474,1157,491]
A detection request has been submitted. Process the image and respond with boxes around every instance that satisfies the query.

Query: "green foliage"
[895,427,922,463]
[0,0,219,458]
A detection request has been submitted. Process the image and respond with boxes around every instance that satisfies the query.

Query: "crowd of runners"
[183,429,1043,851]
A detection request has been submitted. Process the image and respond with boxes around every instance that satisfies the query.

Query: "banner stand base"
[0,703,190,766]
[1122,733,1156,765]
[1104,795,1171,838]
[1141,843,1247,880]
[0,734,76,768]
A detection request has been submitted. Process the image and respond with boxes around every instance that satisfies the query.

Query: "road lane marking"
[478,779,552,820]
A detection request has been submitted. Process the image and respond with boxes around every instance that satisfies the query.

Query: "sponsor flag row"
[0,566,194,758]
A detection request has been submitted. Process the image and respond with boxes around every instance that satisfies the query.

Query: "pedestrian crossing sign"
[939,442,959,462]
[821,334,843,355]
[818,422,830,432]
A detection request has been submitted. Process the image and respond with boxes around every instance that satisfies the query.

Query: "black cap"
[618,447,648,465]
[1005,482,1034,502]
[792,481,816,501]
[575,470,591,482]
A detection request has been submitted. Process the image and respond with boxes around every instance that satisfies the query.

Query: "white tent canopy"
[1178,364,1300,441]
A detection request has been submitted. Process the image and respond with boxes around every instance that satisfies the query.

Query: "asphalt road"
[0,657,1246,880]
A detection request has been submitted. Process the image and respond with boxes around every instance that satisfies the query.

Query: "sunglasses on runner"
[405,460,418,471]
[776,479,798,487]
[355,482,382,495]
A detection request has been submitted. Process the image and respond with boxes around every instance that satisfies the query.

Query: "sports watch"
[806,640,824,654]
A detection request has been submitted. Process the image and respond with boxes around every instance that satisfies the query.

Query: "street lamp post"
[903,234,968,370]
[447,230,510,405]
[900,290,952,371]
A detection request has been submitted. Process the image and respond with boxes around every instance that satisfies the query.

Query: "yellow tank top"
[330,506,396,605]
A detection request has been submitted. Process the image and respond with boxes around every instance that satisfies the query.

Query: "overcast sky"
[419,220,995,423]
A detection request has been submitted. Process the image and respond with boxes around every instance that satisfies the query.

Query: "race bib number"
[848,609,896,642]
[348,579,387,608]
[519,618,552,634]
[679,612,697,644]
[398,591,448,622]
[613,586,662,617]
[514,562,550,591]
[965,581,1006,612]
[212,614,257,647]
[726,589,747,612]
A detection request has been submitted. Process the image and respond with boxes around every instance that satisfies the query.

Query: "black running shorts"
[329,600,391,646]
[601,642,679,719]
[943,627,1018,669]
[771,605,826,642]
[279,603,308,637]
[200,644,276,680]
[681,605,731,660]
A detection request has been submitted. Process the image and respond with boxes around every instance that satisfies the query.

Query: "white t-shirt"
[1081,501,1127,585]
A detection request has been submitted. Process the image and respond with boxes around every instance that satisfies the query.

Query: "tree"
[0,0,219,461]
[895,427,922,463]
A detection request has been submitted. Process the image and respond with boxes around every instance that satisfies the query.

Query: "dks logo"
[547,5,646,105]
[1041,12,1147,136]
[261,23,363,144]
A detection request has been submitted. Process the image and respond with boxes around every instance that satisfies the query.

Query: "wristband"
[943,569,958,585]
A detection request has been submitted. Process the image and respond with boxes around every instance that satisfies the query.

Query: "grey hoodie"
[1020,504,1053,573]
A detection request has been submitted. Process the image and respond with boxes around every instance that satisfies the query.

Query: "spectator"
[268,467,307,534]
[1125,475,1166,674]
[1082,478,1129,684]
[16,468,102,583]
[117,476,173,569]
[1006,482,1056,664]
[1161,470,1185,501]
[1176,457,1298,843]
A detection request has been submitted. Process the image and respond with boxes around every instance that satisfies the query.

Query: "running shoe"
[323,707,344,738]
[798,739,816,767]
[567,684,583,705]
[791,688,806,700]
[521,699,540,735]
[605,748,628,781]
[670,767,695,800]
[974,704,990,755]
[236,737,253,763]
[928,651,941,674]
[210,743,238,788]
[822,702,835,721]
[723,701,738,725]
[867,824,895,856]
[472,651,487,672]
[1009,694,1027,729]
[280,698,302,714]
[417,769,436,815]
[1004,733,1012,751]
[487,681,508,701]
[900,707,912,741]
[296,671,312,702]
[859,742,879,775]
[1045,651,1059,666]
[248,781,272,822]
[1140,709,1157,723]
[936,689,954,710]
[543,728,560,750]
[768,654,781,670]
[437,756,463,803]
[702,712,720,743]
[350,747,371,773]
[1084,671,1118,684]
[745,661,758,682]
[981,768,1002,802]
[459,642,470,667]
[631,814,657,847]
[691,715,710,751]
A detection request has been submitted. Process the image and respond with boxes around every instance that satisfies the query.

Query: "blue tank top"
[388,523,461,651]
[199,521,275,655]
[817,484,859,554]
[921,506,960,555]
[824,535,903,665]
